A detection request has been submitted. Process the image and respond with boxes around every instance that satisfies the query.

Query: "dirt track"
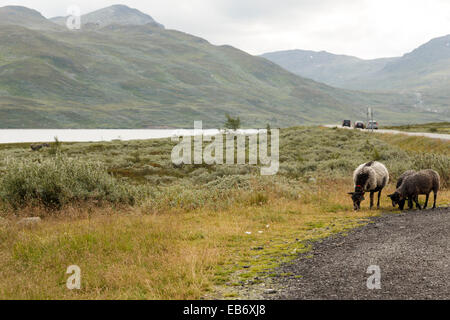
[272,207,450,300]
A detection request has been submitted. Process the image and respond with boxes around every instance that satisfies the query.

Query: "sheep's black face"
[348,192,365,211]
[388,192,402,207]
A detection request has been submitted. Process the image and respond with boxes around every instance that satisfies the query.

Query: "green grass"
[0,127,449,299]
[377,132,450,157]
[0,126,448,209]
[383,122,450,134]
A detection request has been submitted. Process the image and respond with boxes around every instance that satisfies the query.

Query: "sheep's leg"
[424,193,429,209]
[377,190,381,209]
[414,196,422,210]
[408,198,413,210]
[370,192,374,209]
[433,191,437,209]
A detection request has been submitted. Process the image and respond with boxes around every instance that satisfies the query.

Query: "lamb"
[388,169,440,210]
[391,170,416,210]
[348,161,389,211]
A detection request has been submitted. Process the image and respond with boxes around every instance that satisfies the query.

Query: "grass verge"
[383,122,450,134]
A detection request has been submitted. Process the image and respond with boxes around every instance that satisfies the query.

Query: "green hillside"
[347,35,450,115]
[50,4,164,28]
[261,50,397,89]
[0,5,444,128]
[262,38,450,118]
[0,6,61,31]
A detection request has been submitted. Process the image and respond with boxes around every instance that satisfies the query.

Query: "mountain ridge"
[0,6,61,30]
[0,5,446,128]
[50,4,164,29]
[261,49,399,89]
[262,37,450,114]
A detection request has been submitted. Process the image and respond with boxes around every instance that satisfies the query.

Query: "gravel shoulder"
[269,207,450,300]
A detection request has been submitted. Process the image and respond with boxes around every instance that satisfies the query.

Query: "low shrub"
[411,153,450,188]
[0,155,138,209]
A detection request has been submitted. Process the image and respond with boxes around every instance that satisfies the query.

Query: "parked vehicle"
[367,120,379,130]
[342,120,351,127]
[354,121,365,129]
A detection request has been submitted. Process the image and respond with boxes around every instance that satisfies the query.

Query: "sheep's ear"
[348,192,354,195]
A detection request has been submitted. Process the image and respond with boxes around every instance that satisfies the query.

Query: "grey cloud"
[3,0,450,58]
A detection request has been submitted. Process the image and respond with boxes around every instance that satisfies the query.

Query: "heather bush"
[0,126,447,213]
[0,155,138,209]
[411,153,449,188]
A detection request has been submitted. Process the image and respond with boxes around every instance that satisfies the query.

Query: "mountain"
[0,5,445,128]
[348,35,450,92]
[262,36,450,114]
[0,6,61,31]
[51,4,164,29]
[261,50,397,89]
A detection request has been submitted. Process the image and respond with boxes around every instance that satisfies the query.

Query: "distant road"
[323,125,450,141]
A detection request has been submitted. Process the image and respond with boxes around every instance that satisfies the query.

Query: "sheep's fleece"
[353,161,389,191]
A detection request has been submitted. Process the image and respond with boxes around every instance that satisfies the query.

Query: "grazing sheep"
[348,161,389,211]
[391,170,416,210]
[388,169,440,210]
[30,143,50,151]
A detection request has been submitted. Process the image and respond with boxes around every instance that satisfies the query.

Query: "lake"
[0,129,260,144]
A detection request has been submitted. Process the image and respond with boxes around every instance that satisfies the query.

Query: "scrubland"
[0,126,448,299]
[383,122,450,135]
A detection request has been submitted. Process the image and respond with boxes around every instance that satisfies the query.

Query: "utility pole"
[367,107,374,133]
[371,108,374,133]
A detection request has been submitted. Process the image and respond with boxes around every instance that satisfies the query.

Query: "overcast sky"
[4,0,450,59]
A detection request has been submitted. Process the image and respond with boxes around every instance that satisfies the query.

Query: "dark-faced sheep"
[388,169,440,210]
[348,161,389,211]
[391,170,416,210]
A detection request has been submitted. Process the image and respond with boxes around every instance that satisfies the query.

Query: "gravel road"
[272,207,450,300]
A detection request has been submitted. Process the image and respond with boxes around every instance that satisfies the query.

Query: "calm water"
[0,129,260,144]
